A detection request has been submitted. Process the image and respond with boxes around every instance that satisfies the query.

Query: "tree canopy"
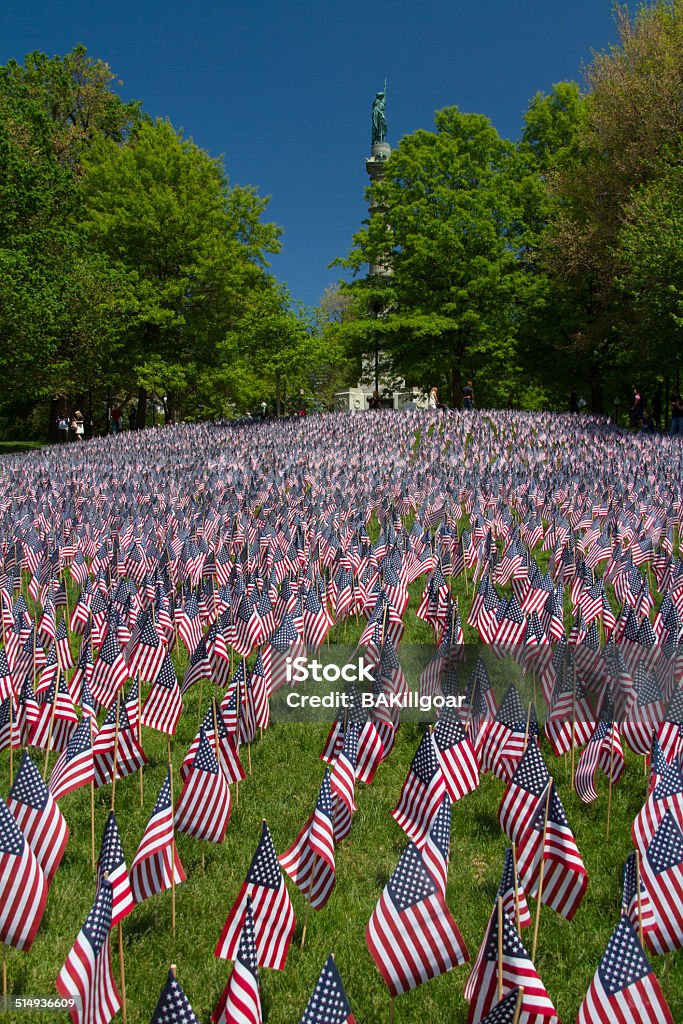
[336,106,567,408]
[0,46,331,436]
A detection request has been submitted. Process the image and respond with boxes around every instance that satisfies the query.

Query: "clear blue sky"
[3,1,618,310]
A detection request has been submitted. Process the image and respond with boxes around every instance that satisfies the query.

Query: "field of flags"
[0,408,682,1023]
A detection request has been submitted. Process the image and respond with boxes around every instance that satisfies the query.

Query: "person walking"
[630,390,643,427]
[670,392,683,435]
[72,411,84,440]
[111,405,123,434]
[462,381,475,410]
[429,386,449,413]
[56,414,69,443]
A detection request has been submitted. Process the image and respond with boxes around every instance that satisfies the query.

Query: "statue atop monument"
[371,83,387,145]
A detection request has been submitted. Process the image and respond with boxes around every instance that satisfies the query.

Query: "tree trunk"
[137,387,148,430]
[451,362,462,409]
[165,391,180,425]
[48,397,63,442]
[590,379,604,414]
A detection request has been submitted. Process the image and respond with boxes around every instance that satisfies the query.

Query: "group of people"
[630,388,683,435]
[56,412,84,442]
[56,402,139,443]
[111,405,137,433]
[428,381,474,412]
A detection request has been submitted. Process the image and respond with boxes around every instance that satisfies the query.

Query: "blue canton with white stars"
[597,916,651,994]
[9,753,48,811]
[300,955,352,1024]
[387,843,437,911]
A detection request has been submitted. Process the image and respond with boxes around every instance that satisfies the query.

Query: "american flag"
[515,782,588,921]
[177,593,203,653]
[141,652,183,735]
[215,820,295,970]
[6,751,68,885]
[211,897,262,1024]
[183,704,245,785]
[657,684,683,763]
[465,906,558,1024]
[618,660,662,751]
[498,741,550,845]
[0,797,48,950]
[433,709,479,802]
[174,726,232,843]
[303,587,334,650]
[0,695,21,753]
[475,684,528,782]
[48,717,96,801]
[422,792,451,898]
[575,719,624,804]
[56,879,121,1024]
[96,811,134,926]
[279,768,336,910]
[181,633,212,695]
[320,690,385,784]
[621,851,655,937]
[576,915,674,1024]
[233,592,261,656]
[0,648,12,702]
[366,841,469,997]
[250,649,270,729]
[391,729,446,848]
[298,953,356,1024]
[491,594,527,652]
[30,672,79,753]
[330,721,358,842]
[89,627,129,708]
[129,772,186,903]
[125,610,165,683]
[496,847,531,930]
[475,988,523,1024]
[632,756,683,857]
[269,611,306,693]
[92,697,147,788]
[150,968,198,1024]
[640,810,683,955]
[70,638,95,708]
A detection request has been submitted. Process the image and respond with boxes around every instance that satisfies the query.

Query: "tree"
[616,160,683,379]
[513,83,588,408]
[0,45,141,173]
[336,107,542,408]
[0,47,142,434]
[541,1,683,406]
[78,118,282,422]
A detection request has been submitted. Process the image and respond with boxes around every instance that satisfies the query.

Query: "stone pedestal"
[365,141,391,185]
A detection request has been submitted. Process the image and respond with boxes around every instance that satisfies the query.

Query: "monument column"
[365,86,392,394]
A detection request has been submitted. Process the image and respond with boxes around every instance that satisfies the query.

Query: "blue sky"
[3,1,618,310]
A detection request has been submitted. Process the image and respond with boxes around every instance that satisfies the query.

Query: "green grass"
[0,441,46,455]
[1,689,681,1024]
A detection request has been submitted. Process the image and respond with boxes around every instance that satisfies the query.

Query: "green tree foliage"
[514,83,587,406]
[336,108,548,408]
[616,160,683,378]
[542,1,683,405]
[0,45,141,171]
[78,118,282,421]
[0,47,142,420]
[0,47,310,432]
